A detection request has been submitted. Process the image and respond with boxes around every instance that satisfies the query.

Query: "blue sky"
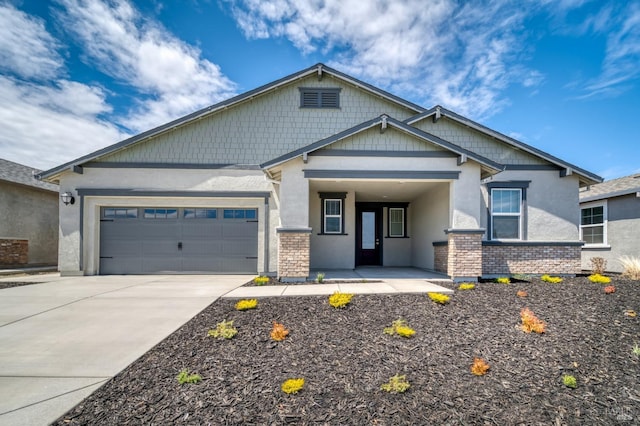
[0,0,638,180]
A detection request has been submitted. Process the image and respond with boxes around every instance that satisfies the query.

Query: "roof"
[260,114,504,175]
[0,158,58,192]
[580,173,640,202]
[38,63,426,182]
[406,106,602,186]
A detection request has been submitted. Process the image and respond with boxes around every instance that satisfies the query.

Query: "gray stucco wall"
[581,194,640,273]
[0,181,58,265]
[309,190,355,270]
[411,183,450,269]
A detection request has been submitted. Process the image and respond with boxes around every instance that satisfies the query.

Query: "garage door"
[99,207,258,274]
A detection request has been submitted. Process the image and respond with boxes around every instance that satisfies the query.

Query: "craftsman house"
[39,64,601,281]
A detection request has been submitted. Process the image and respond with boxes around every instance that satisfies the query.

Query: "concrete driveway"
[0,273,250,426]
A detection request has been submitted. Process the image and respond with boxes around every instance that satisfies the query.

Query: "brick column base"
[445,229,484,281]
[277,229,311,282]
[0,238,28,266]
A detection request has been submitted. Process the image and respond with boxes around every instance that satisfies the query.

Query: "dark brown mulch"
[0,281,43,290]
[55,278,640,425]
[243,277,382,287]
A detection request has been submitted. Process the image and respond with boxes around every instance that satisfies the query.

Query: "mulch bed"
[0,281,43,290]
[55,277,640,425]
[243,277,382,287]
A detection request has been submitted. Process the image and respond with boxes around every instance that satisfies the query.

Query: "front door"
[356,204,382,266]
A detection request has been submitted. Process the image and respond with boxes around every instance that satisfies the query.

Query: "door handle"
[375,239,380,246]
[178,242,183,250]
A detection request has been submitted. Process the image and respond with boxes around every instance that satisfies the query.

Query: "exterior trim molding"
[485,180,531,189]
[444,228,486,234]
[309,150,457,158]
[276,227,313,233]
[503,164,561,171]
[304,170,461,180]
[76,189,271,199]
[84,162,261,170]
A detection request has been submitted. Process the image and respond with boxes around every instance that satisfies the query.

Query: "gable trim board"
[40,63,602,279]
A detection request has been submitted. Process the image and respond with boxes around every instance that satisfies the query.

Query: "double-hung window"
[490,188,522,240]
[388,207,405,237]
[580,202,606,245]
[319,192,346,234]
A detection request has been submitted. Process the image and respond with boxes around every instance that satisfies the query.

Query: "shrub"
[458,283,475,290]
[633,344,640,357]
[619,255,640,280]
[604,285,616,294]
[177,369,202,384]
[541,274,563,284]
[516,290,528,298]
[270,321,289,341]
[470,358,490,376]
[428,292,450,304]
[316,272,325,283]
[235,299,258,311]
[625,309,637,318]
[380,374,410,393]
[253,276,269,286]
[281,378,305,394]
[496,277,510,284]
[520,307,546,334]
[588,273,611,284]
[208,320,238,339]
[562,374,577,389]
[590,257,607,275]
[328,292,353,308]
[383,319,416,338]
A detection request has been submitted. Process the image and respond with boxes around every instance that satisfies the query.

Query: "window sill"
[582,244,611,250]
[317,233,349,236]
[385,236,410,239]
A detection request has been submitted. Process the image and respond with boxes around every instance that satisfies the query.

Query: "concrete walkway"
[223,267,454,298]
[0,273,251,426]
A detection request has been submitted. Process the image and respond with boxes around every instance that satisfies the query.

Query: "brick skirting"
[482,242,582,275]
[445,230,484,280]
[277,230,310,281]
[0,238,28,265]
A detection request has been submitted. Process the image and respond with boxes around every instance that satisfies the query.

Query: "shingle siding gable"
[327,127,447,152]
[98,74,416,165]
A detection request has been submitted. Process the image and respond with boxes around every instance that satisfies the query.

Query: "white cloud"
[225,0,544,119]
[55,0,237,132]
[0,4,64,80]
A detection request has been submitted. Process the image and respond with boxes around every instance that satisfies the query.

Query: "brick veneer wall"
[446,230,484,279]
[277,231,310,281]
[433,243,448,273]
[482,243,582,275]
[0,238,28,265]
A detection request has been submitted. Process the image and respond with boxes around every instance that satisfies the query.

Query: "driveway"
[0,274,250,426]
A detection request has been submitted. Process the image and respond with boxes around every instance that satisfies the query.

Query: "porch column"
[277,159,311,281]
[445,229,484,282]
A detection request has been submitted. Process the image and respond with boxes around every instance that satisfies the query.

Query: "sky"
[0,0,638,181]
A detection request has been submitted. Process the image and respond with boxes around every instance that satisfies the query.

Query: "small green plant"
[632,343,640,357]
[208,320,238,339]
[380,374,410,393]
[511,273,531,281]
[496,277,511,284]
[253,276,269,286]
[458,283,475,290]
[281,378,305,394]
[428,292,450,304]
[177,369,202,384]
[383,319,416,338]
[562,374,577,389]
[316,272,325,283]
[619,255,640,280]
[588,273,611,284]
[541,274,563,284]
[235,299,258,311]
[328,291,353,308]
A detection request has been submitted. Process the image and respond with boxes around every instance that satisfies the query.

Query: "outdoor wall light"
[60,192,75,205]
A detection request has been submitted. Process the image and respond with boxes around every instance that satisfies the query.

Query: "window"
[388,208,405,237]
[223,209,257,219]
[144,208,177,219]
[490,188,522,239]
[184,208,217,219]
[103,208,137,218]
[580,202,606,245]
[319,192,347,234]
[299,88,341,108]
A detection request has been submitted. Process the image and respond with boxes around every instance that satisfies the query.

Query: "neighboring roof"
[0,158,58,192]
[38,63,426,182]
[260,114,504,175]
[405,106,602,186]
[580,173,640,203]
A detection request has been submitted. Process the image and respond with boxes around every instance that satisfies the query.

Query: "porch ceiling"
[309,179,443,202]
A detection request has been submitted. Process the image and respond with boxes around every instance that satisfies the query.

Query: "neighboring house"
[580,174,640,273]
[0,158,59,266]
[38,64,601,281]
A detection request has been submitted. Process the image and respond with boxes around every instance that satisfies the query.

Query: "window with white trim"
[388,208,405,237]
[319,192,347,234]
[490,188,522,239]
[580,201,607,245]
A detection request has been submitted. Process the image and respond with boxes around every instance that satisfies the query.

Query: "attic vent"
[299,88,341,108]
